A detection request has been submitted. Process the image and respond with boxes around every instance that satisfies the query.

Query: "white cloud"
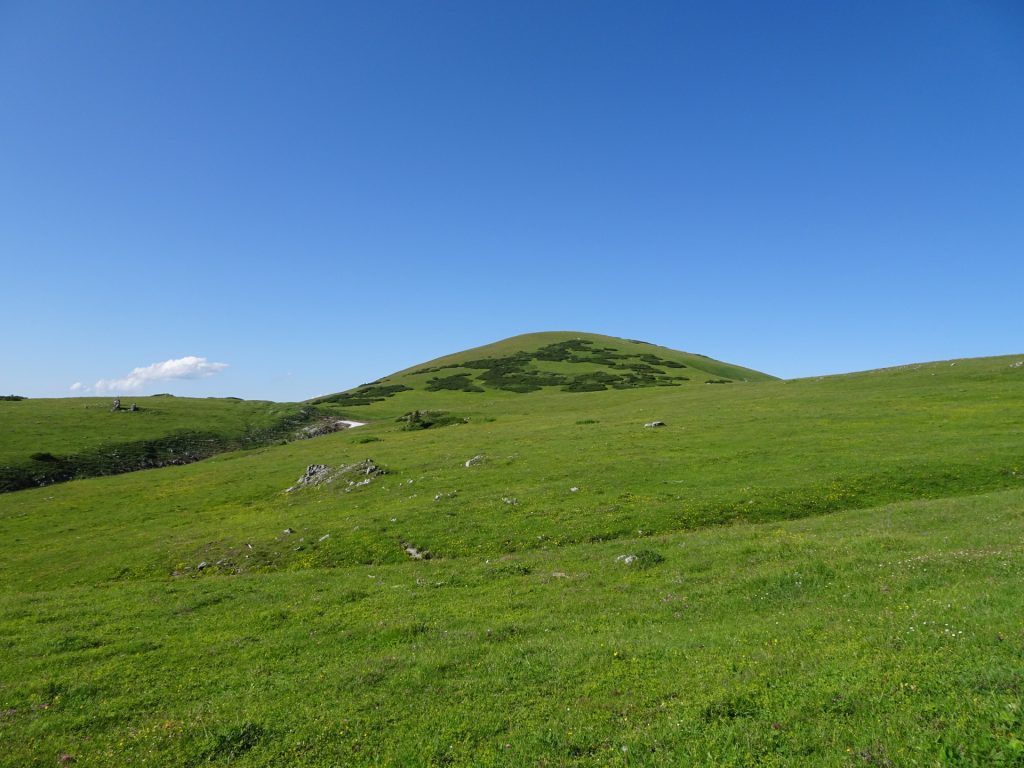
[92,356,229,394]
[69,382,85,392]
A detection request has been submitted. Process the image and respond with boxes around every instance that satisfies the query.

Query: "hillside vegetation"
[1,335,1022,766]
[310,332,776,411]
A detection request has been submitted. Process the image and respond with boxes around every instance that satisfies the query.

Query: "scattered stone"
[297,419,366,439]
[465,454,484,468]
[319,533,330,542]
[402,542,431,560]
[283,528,295,534]
[287,465,330,491]
[644,421,666,428]
[298,422,340,439]
[110,398,121,412]
[197,561,208,570]
[552,572,568,579]
[1012,361,1023,368]
[285,459,388,492]
[570,486,579,492]
[616,550,665,568]
[501,496,518,506]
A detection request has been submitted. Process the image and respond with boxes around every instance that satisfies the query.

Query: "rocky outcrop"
[285,458,387,492]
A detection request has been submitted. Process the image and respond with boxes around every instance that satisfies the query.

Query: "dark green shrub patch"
[563,372,618,392]
[426,374,484,393]
[398,410,467,430]
[477,365,565,393]
[705,379,734,384]
[620,363,664,375]
[1,395,27,401]
[402,340,699,394]
[311,384,411,406]
[563,379,608,392]
[532,339,592,361]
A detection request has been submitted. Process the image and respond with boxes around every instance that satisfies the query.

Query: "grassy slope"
[1,349,1023,765]
[0,396,349,492]
[3,491,1024,766]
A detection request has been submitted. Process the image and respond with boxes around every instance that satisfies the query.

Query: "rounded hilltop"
[309,331,777,408]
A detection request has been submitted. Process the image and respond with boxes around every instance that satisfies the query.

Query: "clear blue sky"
[2,1,1022,400]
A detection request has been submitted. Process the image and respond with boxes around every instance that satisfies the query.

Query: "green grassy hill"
[1,336,1023,766]
[309,331,776,415]
[0,396,349,493]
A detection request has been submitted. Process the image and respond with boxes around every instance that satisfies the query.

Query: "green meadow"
[1,333,1022,766]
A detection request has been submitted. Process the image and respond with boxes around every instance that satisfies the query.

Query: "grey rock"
[402,542,431,560]
[286,458,388,493]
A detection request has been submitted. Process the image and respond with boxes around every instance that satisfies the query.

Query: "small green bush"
[398,410,466,430]
[632,549,665,568]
